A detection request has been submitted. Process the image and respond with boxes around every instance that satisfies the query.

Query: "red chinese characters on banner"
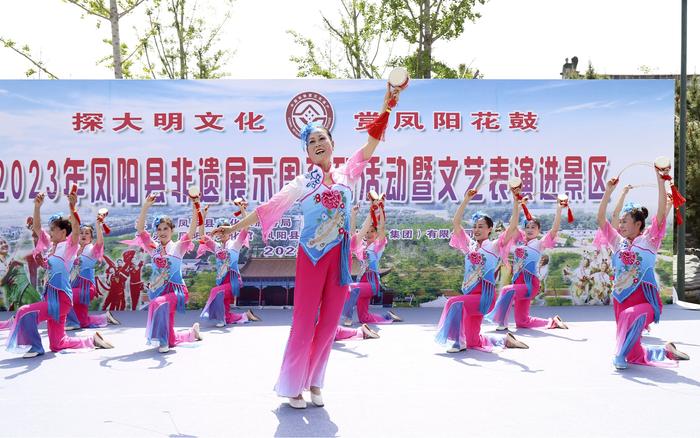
[112,112,143,132]
[588,156,607,200]
[354,111,379,131]
[194,112,225,131]
[198,157,221,203]
[411,156,433,203]
[252,157,274,202]
[514,156,535,197]
[117,158,139,204]
[385,156,408,202]
[509,112,538,131]
[471,111,500,131]
[144,158,166,203]
[90,158,112,203]
[63,159,86,197]
[225,157,247,201]
[279,157,301,189]
[564,156,584,201]
[394,111,425,131]
[538,156,559,201]
[464,156,485,202]
[489,156,510,201]
[234,112,265,131]
[433,112,461,131]
[72,113,104,132]
[437,156,459,202]
[170,157,194,204]
[154,113,184,132]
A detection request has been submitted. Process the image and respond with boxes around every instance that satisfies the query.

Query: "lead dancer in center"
[213,86,401,409]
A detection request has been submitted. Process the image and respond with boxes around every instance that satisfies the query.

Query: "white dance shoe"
[105,311,121,325]
[288,396,307,409]
[193,322,202,341]
[93,331,114,349]
[310,391,324,407]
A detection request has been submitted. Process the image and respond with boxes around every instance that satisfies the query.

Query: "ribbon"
[660,174,686,224]
[363,98,397,141]
[516,194,533,221]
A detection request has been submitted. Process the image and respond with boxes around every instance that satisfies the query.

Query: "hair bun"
[641,207,649,219]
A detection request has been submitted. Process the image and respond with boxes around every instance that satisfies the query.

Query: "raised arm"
[376,206,387,242]
[361,85,402,160]
[503,193,522,243]
[453,189,476,234]
[95,212,105,247]
[654,168,666,225]
[136,193,157,233]
[597,178,618,229]
[185,198,198,241]
[32,193,44,236]
[611,184,632,229]
[550,202,563,237]
[355,213,374,242]
[67,192,80,245]
[197,205,209,239]
[231,204,251,252]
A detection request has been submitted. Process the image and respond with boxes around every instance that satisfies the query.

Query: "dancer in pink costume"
[341,202,401,326]
[6,192,113,357]
[595,168,689,370]
[334,323,379,341]
[126,193,202,353]
[65,217,120,329]
[435,187,529,353]
[212,86,402,409]
[197,202,260,327]
[485,201,568,331]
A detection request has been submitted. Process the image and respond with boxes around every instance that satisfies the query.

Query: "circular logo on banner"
[286,92,335,139]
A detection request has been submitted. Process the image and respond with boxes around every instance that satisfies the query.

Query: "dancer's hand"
[144,193,158,208]
[34,193,45,207]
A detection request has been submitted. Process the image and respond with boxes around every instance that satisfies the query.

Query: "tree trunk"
[109,0,123,79]
[176,0,188,79]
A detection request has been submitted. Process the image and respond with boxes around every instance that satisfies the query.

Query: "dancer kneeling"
[435,187,528,353]
[197,201,260,327]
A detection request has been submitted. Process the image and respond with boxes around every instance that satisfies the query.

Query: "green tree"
[0,37,59,79]
[64,0,148,79]
[288,0,393,79]
[138,0,234,79]
[387,0,486,78]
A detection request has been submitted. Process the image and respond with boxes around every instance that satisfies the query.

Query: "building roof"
[240,257,391,279]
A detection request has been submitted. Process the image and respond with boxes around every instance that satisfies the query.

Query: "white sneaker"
[105,311,121,325]
[446,346,466,353]
[361,323,379,339]
[193,322,202,341]
[158,345,170,353]
[495,325,509,331]
[93,331,114,349]
[65,325,80,331]
[215,322,225,328]
[342,318,353,327]
[288,396,307,409]
[310,391,324,407]
[22,351,40,358]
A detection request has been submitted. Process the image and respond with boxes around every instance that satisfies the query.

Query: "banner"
[0,79,675,310]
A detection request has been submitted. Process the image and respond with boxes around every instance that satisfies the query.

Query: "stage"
[1,305,699,437]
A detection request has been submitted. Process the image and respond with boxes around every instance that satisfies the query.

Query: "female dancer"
[341,201,400,326]
[129,193,202,353]
[65,218,120,329]
[213,86,400,408]
[485,201,568,331]
[435,188,528,353]
[197,202,260,327]
[6,192,113,357]
[596,168,689,370]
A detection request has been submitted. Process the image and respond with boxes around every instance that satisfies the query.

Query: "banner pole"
[677,0,688,301]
